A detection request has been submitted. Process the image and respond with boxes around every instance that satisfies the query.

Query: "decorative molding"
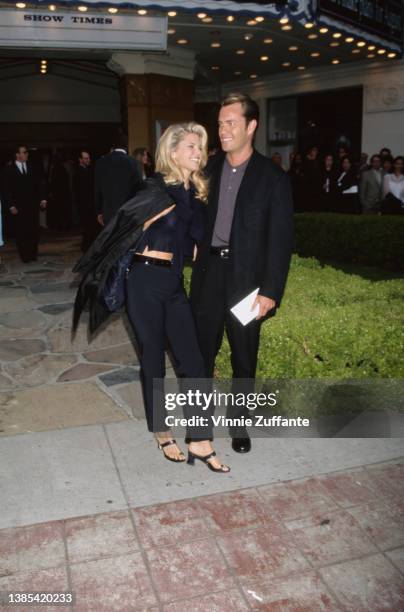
[108,47,195,81]
[365,83,404,113]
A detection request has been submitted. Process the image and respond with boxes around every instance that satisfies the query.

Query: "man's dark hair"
[14,145,28,156]
[112,133,128,150]
[370,154,381,163]
[79,149,90,158]
[133,147,147,157]
[380,147,392,157]
[221,92,260,125]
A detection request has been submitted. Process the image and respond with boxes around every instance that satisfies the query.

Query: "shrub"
[294,213,404,270]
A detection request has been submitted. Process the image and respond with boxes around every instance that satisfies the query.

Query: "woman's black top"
[136,182,204,276]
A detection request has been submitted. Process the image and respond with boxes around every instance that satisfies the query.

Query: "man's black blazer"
[95,151,142,224]
[191,150,294,308]
[2,161,43,218]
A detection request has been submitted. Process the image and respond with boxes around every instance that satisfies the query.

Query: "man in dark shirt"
[95,135,142,226]
[2,145,47,262]
[74,150,98,251]
[191,93,294,454]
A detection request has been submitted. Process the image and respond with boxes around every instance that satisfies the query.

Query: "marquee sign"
[0,10,167,50]
[317,0,403,45]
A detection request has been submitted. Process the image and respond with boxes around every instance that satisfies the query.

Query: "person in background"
[360,154,383,214]
[382,155,394,176]
[145,151,155,178]
[74,150,99,251]
[271,152,283,168]
[379,147,392,161]
[382,156,404,215]
[288,152,305,212]
[133,147,148,180]
[2,145,47,262]
[336,156,360,214]
[337,146,349,166]
[303,146,321,211]
[95,135,142,226]
[320,153,338,212]
[358,152,370,174]
[47,152,71,230]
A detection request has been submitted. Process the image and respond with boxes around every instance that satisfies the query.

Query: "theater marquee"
[0,10,167,50]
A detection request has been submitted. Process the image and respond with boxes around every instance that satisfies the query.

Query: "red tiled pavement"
[0,566,68,612]
[69,552,157,611]
[257,477,339,521]
[1,461,403,611]
[284,509,377,567]
[319,553,404,611]
[240,570,342,611]
[65,510,139,563]
[132,499,210,549]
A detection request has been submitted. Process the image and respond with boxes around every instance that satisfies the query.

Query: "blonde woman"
[74,123,229,472]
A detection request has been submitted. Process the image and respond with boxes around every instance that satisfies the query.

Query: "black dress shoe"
[231,437,251,453]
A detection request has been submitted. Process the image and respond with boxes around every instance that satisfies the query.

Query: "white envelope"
[342,185,358,194]
[230,288,260,326]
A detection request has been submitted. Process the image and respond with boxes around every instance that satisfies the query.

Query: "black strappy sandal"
[157,439,186,463]
[187,450,230,473]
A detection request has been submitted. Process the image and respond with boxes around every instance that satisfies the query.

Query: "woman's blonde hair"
[155,122,209,202]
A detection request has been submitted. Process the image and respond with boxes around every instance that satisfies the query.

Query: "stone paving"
[0,232,167,434]
[0,232,403,611]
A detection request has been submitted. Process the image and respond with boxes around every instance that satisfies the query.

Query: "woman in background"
[336,156,360,214]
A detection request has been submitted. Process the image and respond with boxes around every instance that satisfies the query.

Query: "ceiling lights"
[378,49,386,55]
[107,7,117,13]
[330,42,340,47]
[388,52,397,58]
[279,17,289,24]
[247,20,257,26]
[197,12,207,19]
[250,74,257,79]
[288,46,298,51]
[211,42,221,48]
[226,15,235,23]
[236,49,245,55]
[310,52,320,57]
[304,23,314,29]
[177,38,188,45]
[263,38,273,44]
[333,32,342,38]
[49,4,56,10]
[345,37,354,43]
[332,59,340,64]
[256,16,264,23]
[308,34,318,39]
[282,62,291,67]
[260,55,269,62]
[16,2,26,7]
[138,9,147,15]
[167,11,177,17]
[319,28,328,34]
[298,66,306,70]
[244,33,253,41]
[202,17,213,23]
[357,41,366,47]
[78,6,88,12]
[167,28,175,34]
[281,25,292,31]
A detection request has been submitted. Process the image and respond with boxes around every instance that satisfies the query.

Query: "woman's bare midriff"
[135,246,173,261]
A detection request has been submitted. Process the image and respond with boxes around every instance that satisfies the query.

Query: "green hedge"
[294,213,404,270]
[184,255,404,379]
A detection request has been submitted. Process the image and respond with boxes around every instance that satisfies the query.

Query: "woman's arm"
[142,204,175,230]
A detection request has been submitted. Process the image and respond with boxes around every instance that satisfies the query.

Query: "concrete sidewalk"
[0,231,403,611]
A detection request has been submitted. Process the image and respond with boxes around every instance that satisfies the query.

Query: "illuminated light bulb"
[211,42,221,48]
[167,28,175,34]
[330,42,340,47]
[49,4,56,10]
[288,46,298,51]
[167,11,177,17]
[177,39,188,45]
[78,6,88,12]
[263,38,273,44]
[226,15,235,22]
[247,20,257,26]
[367,54,375,58]
[260,55,269,61]
[108,7,118,13]
[211,66,220,70]
[197,13,207,19]
[236,49,245,55]
[352,49,360,54]
[308,34,318,39]
[368,45,376,51]
[138,9,147,15]
[357,41,366,47]
[310,52,320,57]
[345,37,354,43]
[250,74,257,79]
[234,71,242,75]
[255,16,264,23]
[244,33,253,40]
[304,23,314,29]
[202,17,213,23]
[298,65,306,70]
[279,17,289,24]
[388,52,396,58]
[282,62,291,67]
[281,24,292,31]
[333,32,342,38]
[332,59,340,64]
[377,49,386,54]
[16,2,26,7]
[319,27,328,33]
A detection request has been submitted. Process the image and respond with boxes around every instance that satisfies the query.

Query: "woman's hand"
[143,204,175,231]
[193,244,198,261]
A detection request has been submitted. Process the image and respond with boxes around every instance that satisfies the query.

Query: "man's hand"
[10,206,18,215]
[252,295,276,320]
[193,244,198,262]
[97,214,104,226]
[40,200,47,209]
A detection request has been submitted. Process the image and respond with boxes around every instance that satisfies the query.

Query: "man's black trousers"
[191,254,262,433]
[126,262,212,440]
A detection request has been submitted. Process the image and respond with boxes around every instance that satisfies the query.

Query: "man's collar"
[113,148,127,154]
